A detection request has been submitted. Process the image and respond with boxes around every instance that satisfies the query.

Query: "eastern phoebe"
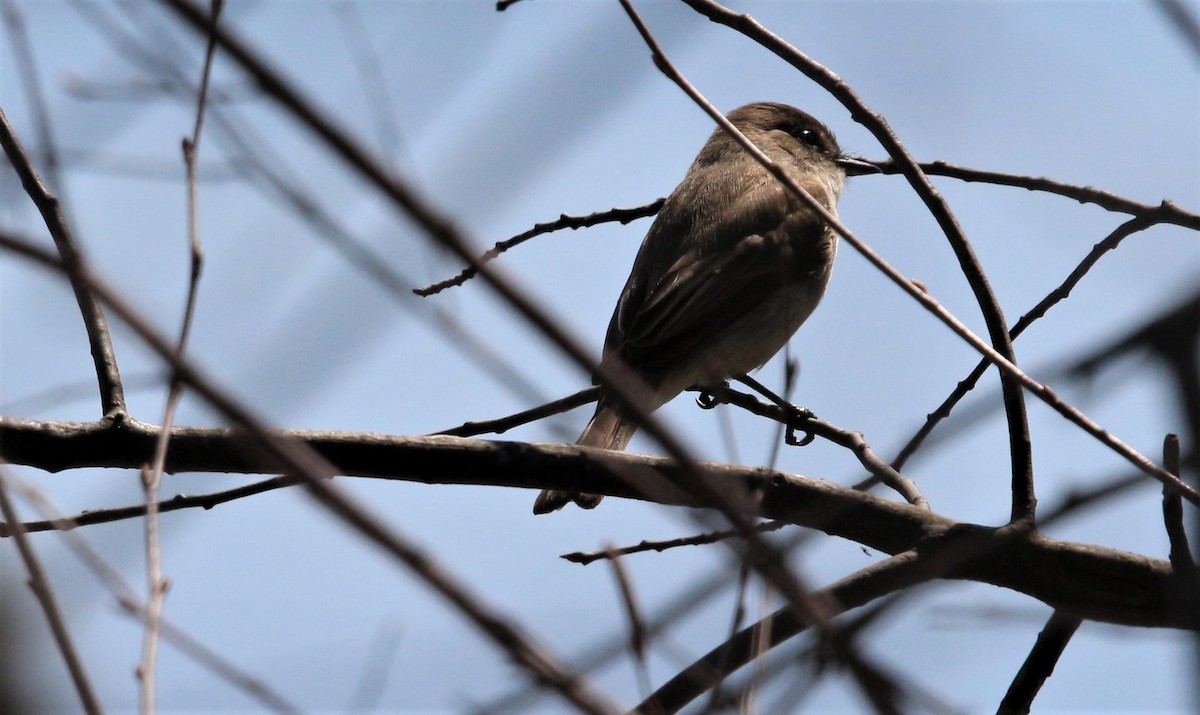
[534,102,852,514]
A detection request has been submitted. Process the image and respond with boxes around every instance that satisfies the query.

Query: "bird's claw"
[695,391,719,410]
[784,406,817,447]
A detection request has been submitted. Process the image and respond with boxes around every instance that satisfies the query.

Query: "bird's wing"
[607,183,832,375]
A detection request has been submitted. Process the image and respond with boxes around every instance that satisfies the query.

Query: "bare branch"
[563,521,787,565]
[712,380,930,510]
[415,200,664,296]
[890,215,1160,474]
[997,611,1083,715]
[435,387,600,438]
[0,107,126,417]
[865,160,1200,229]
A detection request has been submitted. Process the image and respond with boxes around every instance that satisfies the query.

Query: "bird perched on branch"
[535,102,864,514]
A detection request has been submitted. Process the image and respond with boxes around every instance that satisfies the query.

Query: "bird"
[534,102,855,514]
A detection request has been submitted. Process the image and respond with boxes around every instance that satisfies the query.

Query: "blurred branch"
[158,0,861,647]
[1155,0,1200,62]
[604,547,655,700]
[637,550,925,714]
[0,108,126,418]
[0,232,623,715]
[1162,435,1196,574]
[0,469,103,715]
[1,415,1197,631]
[2,0,69,201]
[997,611,1082,715]
[9,474,301,713]
[415,200,664,296]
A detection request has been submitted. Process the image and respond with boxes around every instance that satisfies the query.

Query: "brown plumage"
[534,102,848,514]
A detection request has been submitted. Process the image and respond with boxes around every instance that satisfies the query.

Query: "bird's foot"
[784,405,817,446]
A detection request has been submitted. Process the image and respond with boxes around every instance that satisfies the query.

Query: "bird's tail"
[532,400,634,514]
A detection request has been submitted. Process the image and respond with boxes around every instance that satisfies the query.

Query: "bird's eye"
[797,128,824,150]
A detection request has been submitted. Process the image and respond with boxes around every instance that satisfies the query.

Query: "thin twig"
[997,611,1083,715]
[604,546,655,700]
[140,3,223,707]
[0,469,103,715]
[706,383,929,510]
[866,160,1200,230]
[415,200,664,296]
[676,0,1033,524]
[563,521,787,565]
[136,465,169,714]
[0,107,126,417]
[435,386,600,437]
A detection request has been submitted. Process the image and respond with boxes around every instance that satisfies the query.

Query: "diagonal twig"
[414,200,664,296]
[889,215,1161,475]
[0,468,103,715]
[675,0,1034,524]
[636,550,926,714]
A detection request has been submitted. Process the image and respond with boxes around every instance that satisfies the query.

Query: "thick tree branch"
[1,416,1195,631]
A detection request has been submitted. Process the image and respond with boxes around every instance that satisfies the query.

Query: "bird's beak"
[837,155,881,177]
